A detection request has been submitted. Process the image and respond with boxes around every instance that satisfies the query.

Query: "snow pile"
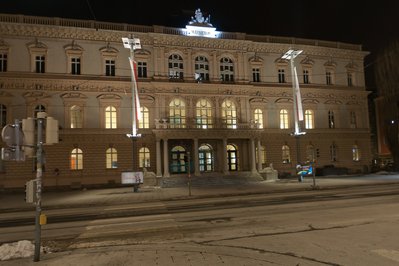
[0,240,35,261]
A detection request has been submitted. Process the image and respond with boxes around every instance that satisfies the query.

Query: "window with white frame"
[105,106,117,129]
[71,57,81,75]
[35,55,45,73]
[220,57,234,82]
[304,109,314,129]
[303,69,310,84]
[137,61,147,78]
[106,147,118,168]
[169,98,186,128]
[168,54,184,79]
[280,109,289,129]
[139,147,151,168]
[252,68,260,82]
[70,148,83,170]
[196,99,213,129]
[254,108,263,128]
[139,106,149,129]
[70,105,83,128]
[278,69,285,83]
[105,59,115,76]
[222,99,237,129]
[195,56,209,81]
[328,110,335,129]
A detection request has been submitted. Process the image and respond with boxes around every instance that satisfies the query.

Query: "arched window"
[0,104,6,127]
[280,109,289,129]
[106,148,118,169]
[282,145,290,164]
[304,109,314,129]
[195,56,209,81]
[169,98,186,128]
[222,99,237,129]
[70,105,83,128]
[139,106,149,129]
[199,144,214,172]
[139,147,151,168]
[254,108,263,128]
[196,99,213,128]
[170,145,187,173]
[220,57,234,82]
[227,144,238,171]
[168,54,184,79]
[352,145,360,161]
[70,148,83,170]
[105,106,117,129]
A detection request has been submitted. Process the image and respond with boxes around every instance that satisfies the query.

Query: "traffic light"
[45,116,58,144]
[25,179,37,203]
[316,148,320,158]
[22,117,35,157]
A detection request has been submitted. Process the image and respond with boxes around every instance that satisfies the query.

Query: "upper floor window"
[106,148,118,169]
[137,61,147,78]
[350,111,357,128]
[303,69,310,84]
[169,98,186,128]
[139,147,151,168]
[168,54,184,79]
[352,145,360,161]
[221,99,237,129]
[328,110,335,129]
[70,105,83,128]
[195,56,209,82]
[139,106,149,129]
[196,99,213,129]
[252,68,260,82]
[34,105,46,117]
[280,109,289,129]
[304,109,314,129]
[278,69,285,83]
[105,59,115,76]
[330,143,337,162]
[326,71,333,85]
[282,145,291,164]
[347,72,353,86]
[70,148,83,170]
[254,108,263,128]
[0,104,6,127]
[105,106,117,129]
[35,55,45,73]
[0,53,7,72]
[71,57,81,75]
[220,57,234,82]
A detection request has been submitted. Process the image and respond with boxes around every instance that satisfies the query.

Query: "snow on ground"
[0,240,51,261]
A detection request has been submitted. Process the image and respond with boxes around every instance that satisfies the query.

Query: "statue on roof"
[189,8,212,26]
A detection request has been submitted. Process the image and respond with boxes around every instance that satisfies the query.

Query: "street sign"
[1,124,24,147]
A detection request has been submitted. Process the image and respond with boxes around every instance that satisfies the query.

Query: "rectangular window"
[105,59,115,76]
[303,69,309,84]
[326,71,332,85]
[347,72,353,86]
[35,55,45,73]
[278,69,285,83]
[138,61,147,78]
[0,53,7,72]
[252,68,260,82]
[71,57,81,75]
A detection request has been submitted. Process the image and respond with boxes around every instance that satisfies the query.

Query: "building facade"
[0,12,372,189]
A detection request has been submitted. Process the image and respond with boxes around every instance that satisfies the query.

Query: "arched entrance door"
[227,144,238,171]
[170,146,187,173]
[199,144,213,172]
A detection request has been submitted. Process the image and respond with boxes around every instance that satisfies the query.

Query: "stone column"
[257,139,262,171]
[223,138,228,175]
[194,138,200,176]
[163,139,170,177]
[156,139,162,177]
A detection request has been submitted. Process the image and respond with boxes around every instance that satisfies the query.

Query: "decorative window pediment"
[274,57,288,66]
[300,56,314,67]
[64,40,84,53]
[324,59,337,69]
[27,38,48,53]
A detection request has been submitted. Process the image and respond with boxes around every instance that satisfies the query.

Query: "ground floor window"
[227,144,238,171]
[199,144,214,172]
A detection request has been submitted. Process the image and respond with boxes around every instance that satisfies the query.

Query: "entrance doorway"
[227,144,238,171]
[199,144,213,172]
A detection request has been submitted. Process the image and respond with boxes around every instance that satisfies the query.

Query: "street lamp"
[122,36,142,189]
[282,49,306,180]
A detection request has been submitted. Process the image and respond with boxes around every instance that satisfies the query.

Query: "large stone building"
[0,10,372,189]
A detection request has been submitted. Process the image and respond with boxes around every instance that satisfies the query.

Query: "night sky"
[1,0,398,89]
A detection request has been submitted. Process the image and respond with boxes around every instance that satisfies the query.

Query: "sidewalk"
[1,172,399,212]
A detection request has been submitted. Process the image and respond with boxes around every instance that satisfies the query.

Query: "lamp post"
[282,49,306,180]
[122,36,142,190]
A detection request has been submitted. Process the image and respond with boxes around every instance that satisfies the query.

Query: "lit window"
[196,99,213,128]
[304,109,314,129]
[105,106,117,129]
[139,147,150,168]
[280,109,289,129]
[168,54,184,79]
[256,145,267,164]
[70,105,83,128]
[220,57,234,82]
[254,108,263,128]
[106,148,118,168]
[352,145,360,161]
[169,98,186,128]
[139,106,149,129]
[195,56,209,81]
[222,99,237,129]
[306,145,315,162]
[282,145,291,164]
[70,148,83,170]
